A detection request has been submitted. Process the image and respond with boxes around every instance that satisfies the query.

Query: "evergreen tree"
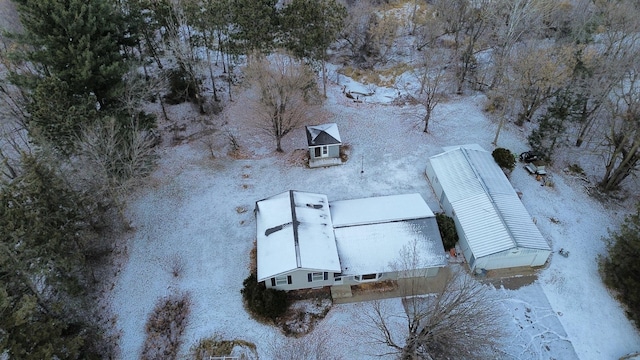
[602,203,640,330]
[13,0,133,108]
[528,89,576,162]
[229,0,279,55]
[0,155,99,358]
[280,0,346,96]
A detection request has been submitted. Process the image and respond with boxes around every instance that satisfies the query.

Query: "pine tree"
[602,203,640,329]
[0,155,99,358]
[281,0,346,97]
[13,0,133,108]
[229,0,279,55]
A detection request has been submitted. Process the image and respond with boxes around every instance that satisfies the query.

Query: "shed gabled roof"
[255,191,341,281]
[428,145,550,258]
[306,123,341,146]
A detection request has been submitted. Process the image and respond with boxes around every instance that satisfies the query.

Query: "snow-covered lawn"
[106,75,640,359]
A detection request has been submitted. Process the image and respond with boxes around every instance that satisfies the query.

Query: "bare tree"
[340,2,400,67]
[597,70,640,192]
[488,0,559,90]
[245,52,322,152]
[363,267,505,360]
[433,0,493,94]
[410,49,448,133]
[508,42,575,125]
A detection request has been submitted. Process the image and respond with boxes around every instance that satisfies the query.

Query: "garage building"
[426,145,551,271]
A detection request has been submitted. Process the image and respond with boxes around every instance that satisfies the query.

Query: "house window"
[322,146,328,155]
[276,276,292,286]
[334,273,342,282]
[314,147,321,157]
[355,273,382,282]
[308,272,327,282]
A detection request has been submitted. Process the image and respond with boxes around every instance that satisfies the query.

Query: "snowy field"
[106,73,640,359]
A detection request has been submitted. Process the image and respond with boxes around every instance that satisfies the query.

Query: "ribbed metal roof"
[429,146,550,258]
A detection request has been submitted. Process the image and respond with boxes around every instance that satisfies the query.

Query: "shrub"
[191,334,256,360]
[141,293,191,360]
[600,203,640,330]
[241,274,288,321]
[164,66,201,105]
[436,213,458,250]
[492,148,516,171]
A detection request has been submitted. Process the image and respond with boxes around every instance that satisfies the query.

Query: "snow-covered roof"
[255,191,341,281]
[428,145,551,257]
[330,193,434,227]
[306,123,341,146]
[335,218,447,275]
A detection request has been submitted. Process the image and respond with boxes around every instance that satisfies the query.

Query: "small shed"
[425,145,551,271]
[306,123,342,168]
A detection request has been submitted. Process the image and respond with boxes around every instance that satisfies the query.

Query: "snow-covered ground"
[106,73,640,359]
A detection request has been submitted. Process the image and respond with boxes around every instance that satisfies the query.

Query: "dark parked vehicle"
[519,151,542,163]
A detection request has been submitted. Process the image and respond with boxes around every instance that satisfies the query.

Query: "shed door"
[321,146,329,157]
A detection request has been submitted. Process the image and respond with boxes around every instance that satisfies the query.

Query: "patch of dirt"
[285,148,309,167]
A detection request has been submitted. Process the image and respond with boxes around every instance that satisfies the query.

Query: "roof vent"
[265,224,284,236]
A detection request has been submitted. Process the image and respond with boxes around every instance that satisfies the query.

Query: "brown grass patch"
[352,280,397,293]
[249,240,257,274]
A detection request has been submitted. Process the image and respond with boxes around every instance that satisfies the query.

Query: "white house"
[255,191,341,291]
[425,145,552,271]
[255,192,447,291]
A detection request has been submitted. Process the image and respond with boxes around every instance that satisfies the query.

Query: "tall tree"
[281,0,346,97]
[245,52,322,152]
[0,154,99,359]
[508,43,575,125]
[12,0,133,108]
[229,0,279,55]
[411,49,448,133]
[601,202,640,330]
[433,0,492,94]
[597,70,640,192]
[363,267,505,360]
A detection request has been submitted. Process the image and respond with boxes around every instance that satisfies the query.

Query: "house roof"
[255,191,341,281]
[428,145,551,258]
[330,193,435,228]
[306,123,341,146]
[331,193,445,275]
[335,217,447,275]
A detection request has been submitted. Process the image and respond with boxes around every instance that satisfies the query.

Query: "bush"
[601,204,640,330]
[191,334,256,360]
[436,213,458,250]
[164,66,201,105]
[492,148,516,171]
[241,274,288,321]
[141,293,191,360]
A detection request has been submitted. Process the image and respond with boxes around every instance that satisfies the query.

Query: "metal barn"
[425,145,551,271]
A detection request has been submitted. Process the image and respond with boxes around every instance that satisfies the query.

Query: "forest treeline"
[1,0,639,358]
